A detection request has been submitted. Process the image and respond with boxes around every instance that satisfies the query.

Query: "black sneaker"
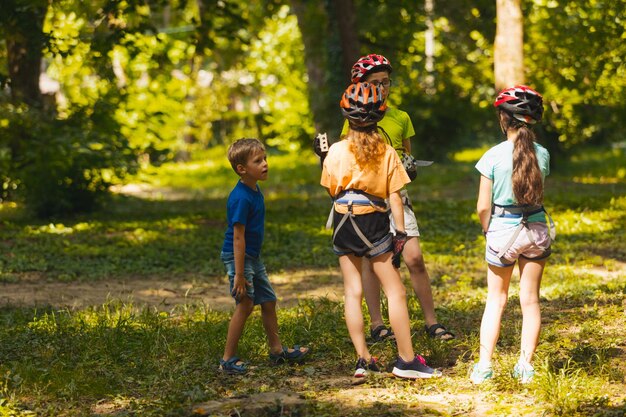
[354,357,381,378]
[392,354,442,379]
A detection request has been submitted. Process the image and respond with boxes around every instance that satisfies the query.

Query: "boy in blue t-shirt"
[219,138,309,374]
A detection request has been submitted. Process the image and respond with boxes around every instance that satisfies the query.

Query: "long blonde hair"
[500,111,544,205]
[345,128,386,171]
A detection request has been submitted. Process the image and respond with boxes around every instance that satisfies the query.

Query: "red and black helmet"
[351,54,392,83]
[494,85,544,124]
[340,82,387,125]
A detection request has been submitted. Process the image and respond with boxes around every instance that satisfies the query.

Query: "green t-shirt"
[341,107,415,156]
[475,140,550,227]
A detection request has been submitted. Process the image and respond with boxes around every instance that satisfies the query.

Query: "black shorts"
[332,209,393,258]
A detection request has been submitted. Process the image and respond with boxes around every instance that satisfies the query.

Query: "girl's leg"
[402,237,437,327]
[370,252,414,362]
[361,257,385,331]
[478,264,514,364]
[338,254,370,359]
[517,257,546,363]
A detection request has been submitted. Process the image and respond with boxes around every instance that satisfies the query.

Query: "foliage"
[526,0,626,152]
[2,0,626,212]
[352,0,626,159]
[0,96,139,217]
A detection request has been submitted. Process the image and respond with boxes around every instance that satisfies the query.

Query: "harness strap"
[495,220,535,259]
[492,205,543,217]
[325,190,387,230]
[331,202,375,249]
[493,205,556,259]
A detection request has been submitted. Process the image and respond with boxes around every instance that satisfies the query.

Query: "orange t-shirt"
[320,140,410,214]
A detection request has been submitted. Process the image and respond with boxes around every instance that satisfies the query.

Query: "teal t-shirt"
[475,140,550,226]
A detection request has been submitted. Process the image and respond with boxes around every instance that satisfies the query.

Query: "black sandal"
[425,324,455,340]
[370,325,395,343]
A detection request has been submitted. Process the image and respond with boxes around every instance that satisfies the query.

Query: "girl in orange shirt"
[321,83,441,379]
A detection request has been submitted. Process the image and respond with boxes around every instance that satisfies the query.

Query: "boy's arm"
[231,223,250,299]
[402,137,412,154]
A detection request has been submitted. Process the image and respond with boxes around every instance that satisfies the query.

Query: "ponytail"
[502,111,544,206]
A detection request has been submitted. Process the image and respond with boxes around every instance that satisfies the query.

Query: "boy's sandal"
[219,356,247,374]
[425,324,455,341]
[370,325,395,343]
[269,345,310,365]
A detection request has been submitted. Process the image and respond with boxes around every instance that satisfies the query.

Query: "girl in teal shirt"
[471,85,554,385]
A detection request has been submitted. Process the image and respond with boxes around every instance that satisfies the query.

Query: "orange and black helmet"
[494,85,544,124]
[340,82,387,125]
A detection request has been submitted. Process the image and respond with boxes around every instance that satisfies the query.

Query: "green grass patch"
[0,145,624,415]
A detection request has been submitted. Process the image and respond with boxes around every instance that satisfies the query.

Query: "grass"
[0,145,624,416]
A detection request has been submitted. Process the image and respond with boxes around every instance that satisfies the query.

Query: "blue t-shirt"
[475,140,550,226]
[221,181,265,257]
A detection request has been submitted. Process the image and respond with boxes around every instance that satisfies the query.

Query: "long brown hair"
[500,111,543,205]
[345,128,386,171]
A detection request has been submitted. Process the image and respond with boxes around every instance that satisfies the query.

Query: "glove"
[392,231,408,268]
[313,132,329,158]
[400,153,418,181]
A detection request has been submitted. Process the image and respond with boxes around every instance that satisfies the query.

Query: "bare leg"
[478,263,514,364]
[403,237,437,327]
[339,254,370,360]
[371,252,414,362]
[260,301,283,354]
[362,257,384,331]
[223,296,254,360]
[517,258,545,364]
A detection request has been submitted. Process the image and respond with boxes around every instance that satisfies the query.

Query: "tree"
[494,0,524,90]
[2,0,49,107]
[290,0,357,141]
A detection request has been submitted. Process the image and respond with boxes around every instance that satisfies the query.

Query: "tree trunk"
[494,0,524,90]
[5,1,49,107]
[291,0,332,137]
[332,0,360,83]
[291,0,358,141]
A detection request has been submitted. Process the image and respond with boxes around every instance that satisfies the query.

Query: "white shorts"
[486,222,552,267]
[389,190,420,237]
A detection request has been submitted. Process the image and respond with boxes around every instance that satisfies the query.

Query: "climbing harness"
[491,204,556,259]
[326,190,388,250]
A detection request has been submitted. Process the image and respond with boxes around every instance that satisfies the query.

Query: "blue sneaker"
[392,355,442,379]
[470,362,493,384]
[513,360,535,384]
[354,357,381,378]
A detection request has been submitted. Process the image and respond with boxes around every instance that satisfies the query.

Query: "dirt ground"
[0,268,345,311]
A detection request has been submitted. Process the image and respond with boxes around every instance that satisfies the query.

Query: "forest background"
[0,1,625,416]
[1,0,625,216]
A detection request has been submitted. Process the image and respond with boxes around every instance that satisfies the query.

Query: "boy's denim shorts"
[220,252,277,305]
[485,222,552,267]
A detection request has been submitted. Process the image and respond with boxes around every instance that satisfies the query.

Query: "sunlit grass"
[0,145,624,415]
[451,145,490,163]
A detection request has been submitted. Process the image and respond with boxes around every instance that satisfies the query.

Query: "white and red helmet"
[351,54,392,83]
[494,85,544,124]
